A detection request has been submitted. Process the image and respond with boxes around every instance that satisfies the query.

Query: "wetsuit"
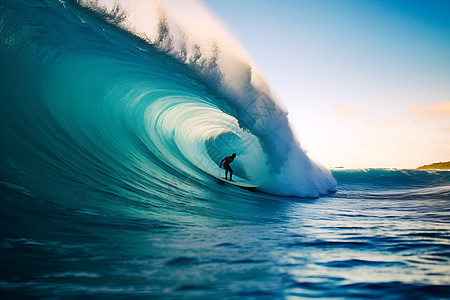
[220,155,235,180]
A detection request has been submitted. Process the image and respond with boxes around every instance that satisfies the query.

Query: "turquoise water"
[1,1,449,298]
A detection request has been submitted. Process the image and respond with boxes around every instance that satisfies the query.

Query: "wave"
[332,169,450,200]
[0,0,336,210]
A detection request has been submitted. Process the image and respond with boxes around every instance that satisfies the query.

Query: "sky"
[203,0,450,169]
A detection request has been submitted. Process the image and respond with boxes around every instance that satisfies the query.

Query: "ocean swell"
[0,0,336,200]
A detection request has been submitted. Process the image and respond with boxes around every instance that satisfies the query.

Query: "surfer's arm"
[219,157,226,168]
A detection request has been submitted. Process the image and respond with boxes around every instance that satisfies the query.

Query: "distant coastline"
[416,161,450,170]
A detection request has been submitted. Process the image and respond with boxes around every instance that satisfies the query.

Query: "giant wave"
[0,0,336,204]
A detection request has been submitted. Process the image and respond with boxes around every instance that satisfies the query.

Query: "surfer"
[219,153,236,181]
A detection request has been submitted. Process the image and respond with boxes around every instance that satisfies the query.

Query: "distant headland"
[416,161,450,170]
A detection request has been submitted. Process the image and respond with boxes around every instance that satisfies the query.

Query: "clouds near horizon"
[408,101,450,121]
[334,106,361,117]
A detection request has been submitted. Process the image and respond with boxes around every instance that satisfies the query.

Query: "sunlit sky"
[204,0,450,169]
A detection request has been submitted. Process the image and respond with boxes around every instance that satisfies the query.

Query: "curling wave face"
[0,0,335,206]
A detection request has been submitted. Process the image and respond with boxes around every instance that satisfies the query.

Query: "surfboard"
[215,175,259,189]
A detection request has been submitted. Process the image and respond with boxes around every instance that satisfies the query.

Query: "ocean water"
[1,0,449,299]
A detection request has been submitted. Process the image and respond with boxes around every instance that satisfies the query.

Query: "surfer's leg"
[225,169,229,180]
[229,168,233,181]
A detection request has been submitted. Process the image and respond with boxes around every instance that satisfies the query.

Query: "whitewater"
[1,0,449,298]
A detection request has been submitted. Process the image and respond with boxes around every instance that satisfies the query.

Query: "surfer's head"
[232,153,236,158]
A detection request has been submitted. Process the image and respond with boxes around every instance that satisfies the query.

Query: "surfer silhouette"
[219,153,236,181]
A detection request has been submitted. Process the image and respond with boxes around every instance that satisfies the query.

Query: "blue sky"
[204,0,450,168]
